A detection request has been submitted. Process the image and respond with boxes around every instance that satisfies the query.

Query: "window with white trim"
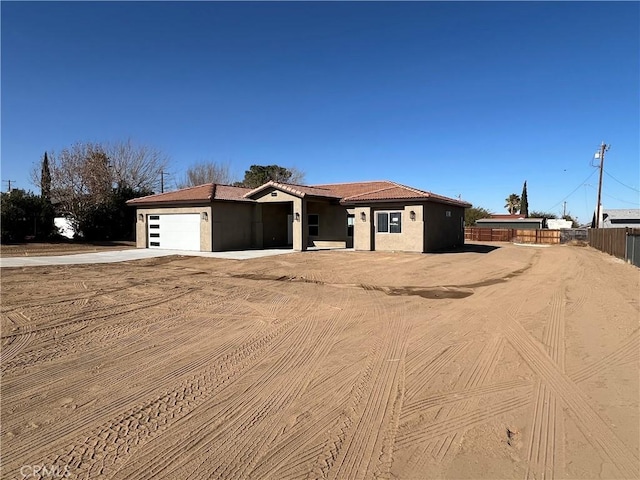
[377,211,402,233]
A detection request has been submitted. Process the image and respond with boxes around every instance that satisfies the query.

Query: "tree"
[177,161,236,188]
[105,138,169,192]
[529,211,558,219]
[236,165,305,188]
[465,206,491,227]
[29,139,169,235]
[0,190,57,242]
[81,186,153,241]
[40,152,55,237]
[41,151,51,201]
[504,193,521,214]
[520,181,529,217]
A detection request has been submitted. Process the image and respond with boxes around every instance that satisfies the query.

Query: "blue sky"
[2,1,638,223]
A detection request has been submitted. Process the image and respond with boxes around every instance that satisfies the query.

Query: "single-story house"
[601,209,640,229]
[126,180,471,253]
[475,217,546,229]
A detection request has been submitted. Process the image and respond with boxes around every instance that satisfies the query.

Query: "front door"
[346,214,354,248]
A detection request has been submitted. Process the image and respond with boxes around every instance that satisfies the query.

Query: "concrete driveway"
[0,248,296,268]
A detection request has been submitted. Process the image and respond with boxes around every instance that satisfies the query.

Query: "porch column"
[354,206,372,251]
[293,197,307,251]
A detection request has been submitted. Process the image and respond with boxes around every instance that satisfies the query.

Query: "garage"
[147,214,200,251]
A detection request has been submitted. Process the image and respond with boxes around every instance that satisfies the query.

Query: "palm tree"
[505,193,521,214]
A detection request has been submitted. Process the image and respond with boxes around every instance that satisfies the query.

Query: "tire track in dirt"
[395,391,532,448]
[320,289,409,480]
[3,294,310,473]
[7,286,324,479]
[501,317,639,479]
[1,314,222,435]
[0,311,33,363]
[107,286,341,480]
[1,289,193,339]
[569,329,640,384]
[402,335,506,471]
[524,287,567,480]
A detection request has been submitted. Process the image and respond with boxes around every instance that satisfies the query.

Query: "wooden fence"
[588,228,640,262]
[465,228,561,245]
[514,229,560,245]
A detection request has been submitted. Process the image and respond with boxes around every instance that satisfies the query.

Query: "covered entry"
[261,203,294,248]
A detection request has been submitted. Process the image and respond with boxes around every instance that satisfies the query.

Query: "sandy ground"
[1,242,638,480]
[0,241,136,258]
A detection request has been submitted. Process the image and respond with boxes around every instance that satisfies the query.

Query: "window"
[377,212,402,233]
[149,224,160,229]
[150,233,160,238]
[308,214,319,236]
[150,215,160,220]
[150,241,160,247]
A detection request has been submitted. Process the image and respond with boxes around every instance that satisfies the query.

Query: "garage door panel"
[148,214,200,251]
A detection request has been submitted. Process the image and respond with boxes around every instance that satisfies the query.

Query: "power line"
[545,168,598,211]
[583,183,639,206]
[604,169,640,193]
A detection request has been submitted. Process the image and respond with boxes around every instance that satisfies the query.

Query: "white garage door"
[148,214,201,251]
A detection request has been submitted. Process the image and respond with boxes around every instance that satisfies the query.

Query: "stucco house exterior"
[126,180,471,253]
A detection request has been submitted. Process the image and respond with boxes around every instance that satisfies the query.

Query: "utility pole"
[594,142,610,228]
[160,170,169,193]
[3,180,15,192]
[563,201,567,217]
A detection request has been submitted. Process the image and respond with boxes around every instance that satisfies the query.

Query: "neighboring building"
[54,217,75,239]
[601,209,640,229]
[547,218,573,229]
[475,218,546,230]
[126,180,471,253]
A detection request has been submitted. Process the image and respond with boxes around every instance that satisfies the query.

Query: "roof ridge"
[342,185,398,201]
[388,181,431,197]
[312,180,391,187]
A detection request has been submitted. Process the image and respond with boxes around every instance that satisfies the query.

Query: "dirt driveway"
[1,243,638,479]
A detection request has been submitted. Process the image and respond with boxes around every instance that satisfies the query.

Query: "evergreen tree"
[41,151,52,201]
[520,181,529,217]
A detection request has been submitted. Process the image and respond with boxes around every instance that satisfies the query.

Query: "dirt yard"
[0,241,136,258]
[1,243,638,479]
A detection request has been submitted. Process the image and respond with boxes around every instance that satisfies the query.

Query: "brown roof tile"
[313,181,471,207]
[127,180,470,208]
[244,181,342,199]
[126,183,251,205]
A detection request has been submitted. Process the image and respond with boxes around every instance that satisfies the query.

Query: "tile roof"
[244,181,342,199]
[314,181,471,207]
[127,180,471,208]
[126,184,251,205]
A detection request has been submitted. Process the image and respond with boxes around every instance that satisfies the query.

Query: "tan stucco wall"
[211,202,255,251]
[306,201,347,248]
[371,204,424,253]
[134,205,212,251]
[423,203,465,252]
[353,207,372,251]
[252,188,299,203]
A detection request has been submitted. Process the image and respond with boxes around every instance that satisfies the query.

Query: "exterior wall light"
[410,211,416,221]
[360,211,366,222]
[201,212,209,221]
[138,214,143,222]
[295,212,300,221]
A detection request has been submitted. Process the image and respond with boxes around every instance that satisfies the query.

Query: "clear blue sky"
[2,1,638,224]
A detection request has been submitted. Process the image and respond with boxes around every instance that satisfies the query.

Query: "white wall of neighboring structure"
[54,217,75,239]
[547,219,572,229]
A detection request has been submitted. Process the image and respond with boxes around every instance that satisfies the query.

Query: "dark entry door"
[346,214,354,248]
